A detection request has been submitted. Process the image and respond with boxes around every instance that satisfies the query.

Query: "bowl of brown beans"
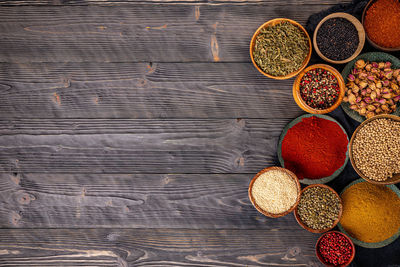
[349,114,400,185]
[293,64,346,114]
[294,184,342,234]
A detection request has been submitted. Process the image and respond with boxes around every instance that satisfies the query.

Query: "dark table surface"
[0,0,399,266]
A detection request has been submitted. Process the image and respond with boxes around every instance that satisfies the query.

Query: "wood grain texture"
[0,228,321,266]
[0,0,352,5]
[0,5,328,63]
[0,173,302,228]
[0,62,304,119]
[0,119,288,173]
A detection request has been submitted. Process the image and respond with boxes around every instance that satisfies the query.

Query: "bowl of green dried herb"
[250,18,312,80]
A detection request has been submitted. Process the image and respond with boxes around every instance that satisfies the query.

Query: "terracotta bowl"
[292,64,346,114]
[349,114,400,185]
[248,166,301,218]
[362,0,400,52]
[294,184,343,233]
[316,231,355,267]
[250,18,312,80]
[313,12,365,64]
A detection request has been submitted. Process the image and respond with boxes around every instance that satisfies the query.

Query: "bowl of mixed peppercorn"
[293,64,346,114]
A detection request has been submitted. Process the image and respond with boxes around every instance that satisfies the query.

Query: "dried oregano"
[253,21,309,76]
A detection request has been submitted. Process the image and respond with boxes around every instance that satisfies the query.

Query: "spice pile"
[343,59,400,118]
[253,21,309,77]
[364,0,400,48]
[352,118,400,181]
[300,68,340,109]
[316,17,359,61]
[340,181,400,243]
[251,169,298,214]
[281,116,348,180]
[317,232,353,266]
[297,186,341,230]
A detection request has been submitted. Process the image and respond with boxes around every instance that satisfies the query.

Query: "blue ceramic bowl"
[277,114,349,185]
[338,179,400,248]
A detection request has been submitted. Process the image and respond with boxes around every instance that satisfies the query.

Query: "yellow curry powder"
[340,181,400,243]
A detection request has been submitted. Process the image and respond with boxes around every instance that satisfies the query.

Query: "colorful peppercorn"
[300,68,340,110]
[317,232,353,266]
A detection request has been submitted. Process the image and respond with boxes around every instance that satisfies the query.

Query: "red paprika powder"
[281,116,348,179]
[364,0,400,48]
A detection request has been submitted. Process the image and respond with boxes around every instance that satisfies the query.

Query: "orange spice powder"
[364,0,400,48]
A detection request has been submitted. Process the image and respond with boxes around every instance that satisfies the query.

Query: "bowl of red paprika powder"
[277,114,349,184]
[316,231,355,267]
[362,0,400,52]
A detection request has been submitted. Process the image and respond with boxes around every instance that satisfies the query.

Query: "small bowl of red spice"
[277,114,349,184]
[362,0,400,51]
[316,231,355,267]
[293,64,346,114]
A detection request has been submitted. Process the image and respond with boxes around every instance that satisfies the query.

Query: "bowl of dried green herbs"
[250,18,312,80]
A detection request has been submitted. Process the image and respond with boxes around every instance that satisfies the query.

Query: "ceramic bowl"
[362,0,400,52]
[313,12,365,64]
[294,184,343,234]
[341,52,400,122]
[315,231,355,267]
[293,64,346,114]
[349,114,400,185]
[250,18,312,80]
[338,179,400,248]
[248,166,301,218]
[277,114,349,185]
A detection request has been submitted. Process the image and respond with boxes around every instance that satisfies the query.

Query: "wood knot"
[11,211,21,226]
[235,156,245,168]
[236,118,245,127]
[18,192,35,205]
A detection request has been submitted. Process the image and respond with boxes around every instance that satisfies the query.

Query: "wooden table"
[0,1,399,266]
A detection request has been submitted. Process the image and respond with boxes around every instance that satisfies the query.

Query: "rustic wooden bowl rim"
[315,230,355,267]
[294,184,343,234]
[337,178,400,248]
[292,64,346,114]
[349,114,400,185]
[313,12,366,64]
[362,0,400,52]
[249,18,312,80]
[248,166,301,218]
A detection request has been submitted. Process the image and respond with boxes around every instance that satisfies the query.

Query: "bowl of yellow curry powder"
[338,179,400,248]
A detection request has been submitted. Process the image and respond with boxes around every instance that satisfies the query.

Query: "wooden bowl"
[292,64,346,114]
[294,184,343,233]
[362,0,400,52]
[316,231,355,267]
[248,166,301,218]
[313,13,365,64]
[250,18,312,80]
[349,114,400,185]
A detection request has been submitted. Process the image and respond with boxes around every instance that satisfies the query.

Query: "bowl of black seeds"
[314,13,365,64]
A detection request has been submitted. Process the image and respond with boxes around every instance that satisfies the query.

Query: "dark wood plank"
[0,119,287,173]
[0,62,303,119]
[0,0,351,5]
[0,173,301,228]
[0,228,321,266]
[0,5,329,63]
